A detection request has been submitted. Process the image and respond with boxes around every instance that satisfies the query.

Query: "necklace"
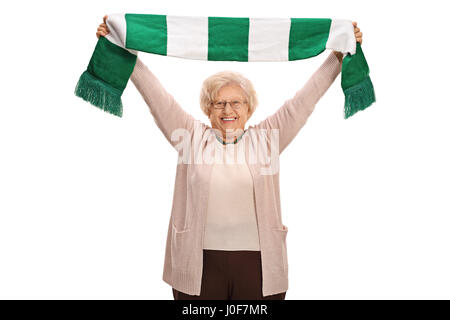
[215,130,246,145]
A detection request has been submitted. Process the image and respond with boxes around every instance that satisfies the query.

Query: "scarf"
[74,13,375,119]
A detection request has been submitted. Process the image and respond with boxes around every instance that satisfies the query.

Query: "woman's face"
[208,84,251,139]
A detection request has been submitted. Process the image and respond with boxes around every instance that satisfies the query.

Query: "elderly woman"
[97,16,363,300]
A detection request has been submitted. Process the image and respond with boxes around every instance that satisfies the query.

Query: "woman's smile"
[221,116,238,123]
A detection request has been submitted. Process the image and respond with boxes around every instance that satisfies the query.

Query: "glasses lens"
[232,101,241,108]
[215,101,224,109]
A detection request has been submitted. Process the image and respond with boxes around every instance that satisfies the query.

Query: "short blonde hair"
[199,71,258,117]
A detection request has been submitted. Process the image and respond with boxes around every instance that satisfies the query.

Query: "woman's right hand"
[96,15,110,39]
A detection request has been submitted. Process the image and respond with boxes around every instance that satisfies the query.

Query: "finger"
[354,27,360,33]
[355,31,362,37]
[352,21,357,26]
[100,23,109,32]
[103,15,108,24]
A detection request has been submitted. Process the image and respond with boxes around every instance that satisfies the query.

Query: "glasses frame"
[211,100,248,110]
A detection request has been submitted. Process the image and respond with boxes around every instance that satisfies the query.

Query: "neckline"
[214,129,247,145]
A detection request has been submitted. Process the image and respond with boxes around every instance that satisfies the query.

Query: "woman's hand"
[353,21,363,45]
[96,15,110,39]
[333,21,364,62]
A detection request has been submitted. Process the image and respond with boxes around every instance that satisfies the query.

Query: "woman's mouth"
[221,117,237,123]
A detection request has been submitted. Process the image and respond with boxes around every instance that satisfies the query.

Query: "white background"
[1,0,449,299]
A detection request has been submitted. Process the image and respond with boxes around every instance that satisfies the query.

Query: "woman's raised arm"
[253,51,342,154]
[130,58,204,148]
[253,21,362,154]
[97,15,204,149]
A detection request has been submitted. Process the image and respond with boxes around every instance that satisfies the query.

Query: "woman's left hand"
[333,21,364,62]
[353,21,363,45]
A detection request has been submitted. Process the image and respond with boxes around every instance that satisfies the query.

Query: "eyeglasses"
[211,100,248,110]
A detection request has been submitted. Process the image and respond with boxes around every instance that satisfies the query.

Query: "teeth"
[222,118,236,121]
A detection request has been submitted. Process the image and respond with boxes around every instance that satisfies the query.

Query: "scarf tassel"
[74,70,123,117]
[343,75,376,119]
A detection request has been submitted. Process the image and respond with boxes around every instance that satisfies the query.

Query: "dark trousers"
[172,249,287,300]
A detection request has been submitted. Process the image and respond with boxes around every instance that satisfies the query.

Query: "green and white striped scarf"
[75,13,375,119]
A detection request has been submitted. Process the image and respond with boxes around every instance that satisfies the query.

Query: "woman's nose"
[223,103,234,112]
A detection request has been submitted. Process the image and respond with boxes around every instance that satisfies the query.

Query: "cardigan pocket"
[171,223,191,270]
[272,224,289,272]
[171,223,191,238]
[171,209,190,234]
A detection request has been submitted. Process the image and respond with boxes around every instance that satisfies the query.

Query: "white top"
[203,138,261,251]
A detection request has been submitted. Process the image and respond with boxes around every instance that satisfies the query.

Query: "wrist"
[333,51,343,63]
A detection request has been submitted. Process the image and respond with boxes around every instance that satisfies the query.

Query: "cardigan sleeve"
[130,57,206,148]
[253,52,342,154]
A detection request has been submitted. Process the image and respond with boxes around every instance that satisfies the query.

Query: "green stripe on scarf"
[289,18,330,60]
[126,14,167,56]
[208,17,250,61]
[75,14,375,118]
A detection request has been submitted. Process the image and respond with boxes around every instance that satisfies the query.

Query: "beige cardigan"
[130,52,342,297]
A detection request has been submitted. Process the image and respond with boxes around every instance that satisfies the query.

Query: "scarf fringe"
[74,70,123,117]
[343,76,376,119]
